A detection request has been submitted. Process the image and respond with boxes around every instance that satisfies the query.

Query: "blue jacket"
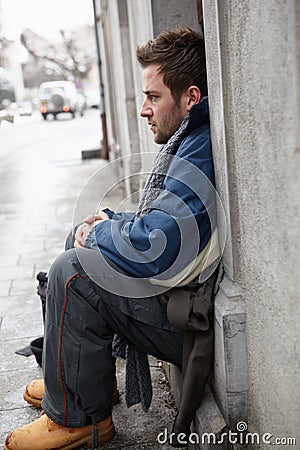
[86,97,218,286]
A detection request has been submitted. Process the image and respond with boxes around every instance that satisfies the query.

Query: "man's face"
[140,64,186,144]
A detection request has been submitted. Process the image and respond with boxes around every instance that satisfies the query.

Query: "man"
[5,27,219,450]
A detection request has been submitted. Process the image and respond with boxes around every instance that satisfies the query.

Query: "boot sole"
[60,423,115,450]
[24,391,120,408]
[23,392,42,408]
[3,423,115,450]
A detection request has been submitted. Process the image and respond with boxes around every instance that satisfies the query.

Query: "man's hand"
[83,210,110,225]
[74,210,109,248]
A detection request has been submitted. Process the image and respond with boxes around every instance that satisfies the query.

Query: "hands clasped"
[74,210,109,248]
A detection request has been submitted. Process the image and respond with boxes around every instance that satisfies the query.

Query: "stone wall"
[203,0,300,446]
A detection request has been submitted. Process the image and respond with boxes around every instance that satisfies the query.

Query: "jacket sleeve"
[85,133,215,279]
[85,207,181,278]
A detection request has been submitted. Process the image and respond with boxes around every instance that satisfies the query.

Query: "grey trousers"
[41,245,183,427]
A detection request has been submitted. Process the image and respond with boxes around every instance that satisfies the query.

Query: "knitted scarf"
[113,113,190,412]
[135,114,189,219]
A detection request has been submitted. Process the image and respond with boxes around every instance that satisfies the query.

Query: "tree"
[20,26,96,85]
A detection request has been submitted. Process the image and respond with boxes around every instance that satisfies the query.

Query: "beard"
[154,105,184,144]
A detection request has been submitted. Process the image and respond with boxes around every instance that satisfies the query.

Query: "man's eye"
[150,96,157,102]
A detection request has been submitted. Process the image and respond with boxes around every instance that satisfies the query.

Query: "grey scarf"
[114,114,190,412]
[135,114,189,219]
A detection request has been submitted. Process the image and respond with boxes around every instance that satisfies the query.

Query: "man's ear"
[186,86,201,111]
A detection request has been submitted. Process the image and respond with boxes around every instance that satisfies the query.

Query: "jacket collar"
[186,96,209,132]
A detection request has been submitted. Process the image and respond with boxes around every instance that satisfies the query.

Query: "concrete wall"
[151,0,200,35]
[98,0,156,200]
[127,0,157,196]
[203,0,300,446]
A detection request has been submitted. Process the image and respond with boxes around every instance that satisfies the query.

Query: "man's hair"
[136,26,207,103]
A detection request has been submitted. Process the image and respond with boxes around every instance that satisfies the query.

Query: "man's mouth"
[148,123,156,132]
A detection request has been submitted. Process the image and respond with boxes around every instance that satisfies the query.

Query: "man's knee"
[48,248,80,287]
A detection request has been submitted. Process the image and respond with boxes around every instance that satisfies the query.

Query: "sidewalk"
[0,151,178,449]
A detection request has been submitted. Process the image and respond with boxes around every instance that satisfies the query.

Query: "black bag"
[31,271,48,367]
[15,272,47,367]
[29,336,44,367]
[36,271,48,323]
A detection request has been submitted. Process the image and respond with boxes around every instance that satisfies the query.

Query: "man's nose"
[140,100,152,118]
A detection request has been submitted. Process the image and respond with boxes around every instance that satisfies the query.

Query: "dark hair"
[136,27,207,103]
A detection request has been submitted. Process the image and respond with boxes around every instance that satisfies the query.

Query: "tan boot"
[4,413,115,450]
[23,379,44,407]
[23,378,120,408]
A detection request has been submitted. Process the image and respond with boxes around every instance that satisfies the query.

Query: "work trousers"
[41,243,183,428]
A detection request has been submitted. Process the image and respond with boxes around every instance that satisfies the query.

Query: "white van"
[38,81,85,120]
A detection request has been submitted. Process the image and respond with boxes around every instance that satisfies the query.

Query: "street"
[0,108,103,175]
[0,108,110,278]
[0,108,103,217]
[0,109,103,159]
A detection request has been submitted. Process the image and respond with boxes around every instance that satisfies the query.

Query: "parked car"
[38,81,85,120]
[0,68,16,110]
[10,101,33,117]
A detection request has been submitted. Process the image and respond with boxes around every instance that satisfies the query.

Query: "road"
[0,108,105,228]
[0,108,103,165]
[0,108,112,284]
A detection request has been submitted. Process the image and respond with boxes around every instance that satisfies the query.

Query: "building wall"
[98,0,156,200]
[203,0,300,446]
[151,0,200,35]
[97,0,204,197]
[126,0,157,197]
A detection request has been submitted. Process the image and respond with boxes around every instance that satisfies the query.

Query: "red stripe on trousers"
[58,272,87,426]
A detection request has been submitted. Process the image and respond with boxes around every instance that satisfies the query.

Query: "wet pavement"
[0,112,179,449]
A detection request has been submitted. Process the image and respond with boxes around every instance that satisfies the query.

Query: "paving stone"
[0,367,42,410]
[0,338,44,372]
[0,254,20,266]
[9,277,45,297]
[0,265,35,281]
[17,240,46,254]
[0,294,41,317]
[0,280,12,297]
[0,311,43,341]
[17,251,61,271]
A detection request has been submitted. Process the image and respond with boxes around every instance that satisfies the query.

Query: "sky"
[1,0,94,41]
